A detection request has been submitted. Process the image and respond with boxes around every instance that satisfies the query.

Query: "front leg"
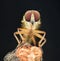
[31,36,36,45]
[14,30,27,45]
[17,28,28,32]
[34,30,46,47]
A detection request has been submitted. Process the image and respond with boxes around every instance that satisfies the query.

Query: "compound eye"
[33,11,40,22]
[25,11,31,22]
[25,10,40,22]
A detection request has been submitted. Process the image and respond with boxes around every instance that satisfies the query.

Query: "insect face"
[21,10,41,29]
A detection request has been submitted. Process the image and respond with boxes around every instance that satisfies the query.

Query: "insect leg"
[17,28,28,32]
[34,33,46,47]
[14,32,20,44]
[31,36,36,45]
[14,31,26,45]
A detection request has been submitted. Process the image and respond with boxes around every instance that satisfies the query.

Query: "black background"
[0,0,60,61]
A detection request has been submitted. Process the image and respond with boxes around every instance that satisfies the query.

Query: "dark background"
[0,0,60,61]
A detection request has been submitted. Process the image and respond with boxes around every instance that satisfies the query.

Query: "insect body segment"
[14,10,46,47]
